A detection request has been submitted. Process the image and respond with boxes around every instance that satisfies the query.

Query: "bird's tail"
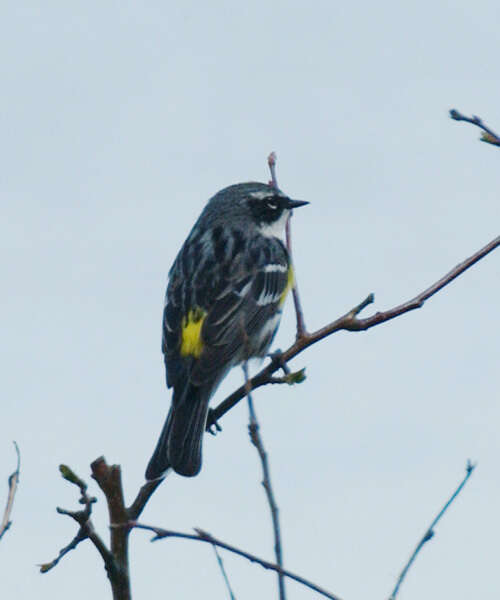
[145,383,211,479]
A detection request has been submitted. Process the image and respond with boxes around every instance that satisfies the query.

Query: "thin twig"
[0,441,20,541]
[40,464,115,576]
[450,109,500,146]
[212,544,237,600]
[389,461,476,600]
[209,235,499,424]
[131,522,343,600]
[268,152,308,337]
[127,477,165,521]
[40,517,111,574]
[267,151,278,188]
[39,528,89,572]
[243,362,286,600]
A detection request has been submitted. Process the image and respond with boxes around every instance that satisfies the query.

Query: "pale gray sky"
[1,2,499,599]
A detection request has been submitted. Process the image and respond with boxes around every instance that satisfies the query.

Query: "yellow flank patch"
[180,308,206,358]
[279,266,294,307]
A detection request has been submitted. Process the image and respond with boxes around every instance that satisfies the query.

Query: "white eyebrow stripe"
[249,190,273,200]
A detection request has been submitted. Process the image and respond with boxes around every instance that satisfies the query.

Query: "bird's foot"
[268,349,290,375]
[268,349,306,385]
[206,409,222,436]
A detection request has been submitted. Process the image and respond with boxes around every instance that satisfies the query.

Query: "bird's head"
[205,182,309,240]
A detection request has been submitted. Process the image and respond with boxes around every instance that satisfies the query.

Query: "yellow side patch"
[180,308,206,358]
[279,266,294,307]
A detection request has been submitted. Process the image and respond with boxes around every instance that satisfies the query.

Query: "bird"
[145,182,309,479]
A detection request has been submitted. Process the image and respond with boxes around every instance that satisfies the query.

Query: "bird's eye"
[266,199,279,209]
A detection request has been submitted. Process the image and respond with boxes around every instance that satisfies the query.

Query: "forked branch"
[39,464,114,577]
[40,460,132,600]
[389,461,476,599]
[132,522,343,600]
[450,109,500,146]
[210,234,499,423]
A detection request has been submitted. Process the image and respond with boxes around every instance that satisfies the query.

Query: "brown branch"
[267,151,278,188]
[127,477,164,521]
[131,522,343,600]
[40,527,90,572]
[41,510,112,574]
[42,459,132,600]
[40,464,115,576]
[268,151,308,337]
[244,362,286,600]
[450,109,500,146]
[0,441,20,541]
[389,461,476,600]
[209,235,499,424]
[91,457,132,600]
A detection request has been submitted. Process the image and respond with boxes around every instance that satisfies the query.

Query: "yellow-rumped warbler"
[145,182,308,479]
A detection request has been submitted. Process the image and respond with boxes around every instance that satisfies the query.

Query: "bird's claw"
[206,409,222,435]
[268,349,290,375]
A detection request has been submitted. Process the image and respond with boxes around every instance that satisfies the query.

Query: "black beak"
[284,198,309,209]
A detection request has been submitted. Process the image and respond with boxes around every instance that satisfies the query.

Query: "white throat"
[258,209,290,241]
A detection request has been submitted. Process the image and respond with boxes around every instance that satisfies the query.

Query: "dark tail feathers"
[145,383,211,479]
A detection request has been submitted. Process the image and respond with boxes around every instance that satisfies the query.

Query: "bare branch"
[286,210,308,338]
[243,362,286,600]
[42,460,133,600]
[91,457,132,600]
[132,522,343,600]
[40,464,115,576]
[389,461,476,600]
[210,235,499,424]
[267,151,278,188]
[39,528,89,572]
[450,109,500,146]
[267,151,308,337]
[211,544,237,600]
[127,477,165,521]
[0,441,20,541]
